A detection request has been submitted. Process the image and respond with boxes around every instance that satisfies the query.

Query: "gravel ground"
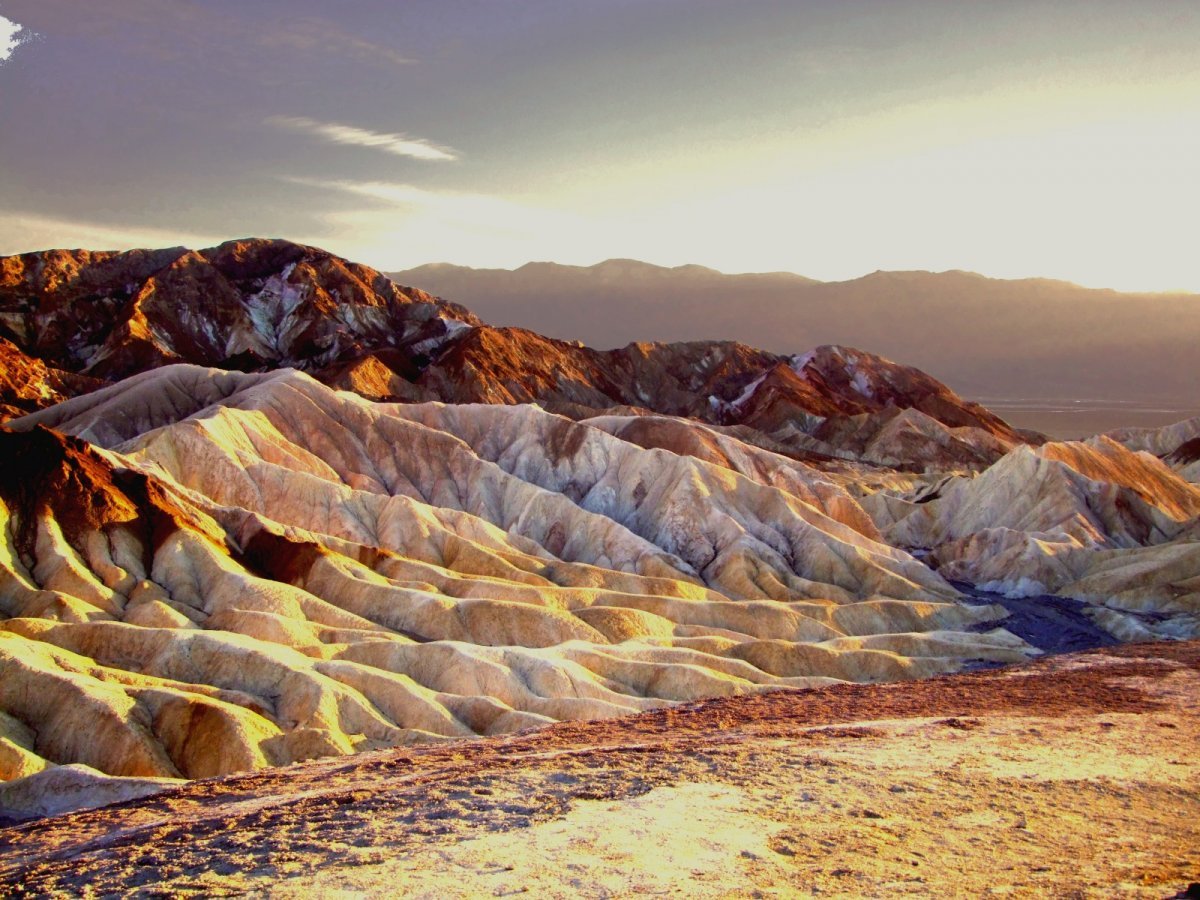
[1,641,1197,898]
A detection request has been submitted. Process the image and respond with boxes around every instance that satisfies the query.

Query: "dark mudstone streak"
[954,581,1122,655]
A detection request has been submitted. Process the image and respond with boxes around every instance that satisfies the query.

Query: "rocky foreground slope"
[0,238,1198,824]
[867,433,1200,642]
[1,641,1196,897]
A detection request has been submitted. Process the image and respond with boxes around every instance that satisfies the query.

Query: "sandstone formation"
[410,332,1026,469]
[0,239,477,384]
[1,241,1027,472]
[1111,416,1200,483]
[0,766,182,822]
[0,338,101,420]
[0,365,1032,805]
[2,641,1196,896]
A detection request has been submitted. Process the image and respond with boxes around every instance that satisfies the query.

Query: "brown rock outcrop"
[0,238,478,384]
[0,339,102,421]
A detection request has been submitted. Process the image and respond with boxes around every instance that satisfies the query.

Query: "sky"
[0,0,1198,291]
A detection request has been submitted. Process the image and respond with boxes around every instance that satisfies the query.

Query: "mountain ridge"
[399,259,1146,291]
[389,259,1200,408]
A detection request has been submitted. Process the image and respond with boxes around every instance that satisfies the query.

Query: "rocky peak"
[0,337,104,419]
[793,345,1022,441]
[0,239,480,383]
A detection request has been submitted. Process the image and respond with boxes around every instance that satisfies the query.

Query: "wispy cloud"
[282,177,539,218]
[282,176,579,238]
[0,15,34,64]
[266,116,458,161]
[260,18,415,68]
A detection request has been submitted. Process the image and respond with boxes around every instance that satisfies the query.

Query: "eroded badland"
[0,240,1196,896]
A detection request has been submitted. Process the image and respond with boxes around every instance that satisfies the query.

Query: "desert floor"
[1,641,1197,898]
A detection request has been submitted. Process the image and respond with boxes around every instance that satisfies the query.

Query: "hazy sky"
[1,1,1197,290]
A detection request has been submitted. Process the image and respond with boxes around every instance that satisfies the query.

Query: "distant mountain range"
[390,261,1200,407]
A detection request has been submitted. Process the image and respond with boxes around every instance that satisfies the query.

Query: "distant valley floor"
[978,399,1200,441]
[2,641,1196,898]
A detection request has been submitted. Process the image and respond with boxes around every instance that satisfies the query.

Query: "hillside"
[0,366,1035,815]
[0,240,1029,471]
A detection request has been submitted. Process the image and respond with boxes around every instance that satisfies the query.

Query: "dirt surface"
[1,641,1198,898]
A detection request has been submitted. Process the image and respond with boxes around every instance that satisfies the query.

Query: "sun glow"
[282,82,1200,292]
[1,5,1196,293]
[516,80,1200,291]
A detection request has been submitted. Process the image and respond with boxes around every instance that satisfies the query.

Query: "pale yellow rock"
[1109,415,1200,458]
[0,365,1048,807]
[0,710,49,781]
[0,631,180,778]
[874,434,1200,637]
[0,764,183,820]
[125,598,198,630]
[581,413,883,540]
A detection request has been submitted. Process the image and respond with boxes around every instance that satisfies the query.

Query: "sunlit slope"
[1110,416,1200,484]
[0,366,1029,792]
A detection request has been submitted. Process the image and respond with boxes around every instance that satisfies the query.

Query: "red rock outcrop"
[0,339,102,421]
[0,239,478,383]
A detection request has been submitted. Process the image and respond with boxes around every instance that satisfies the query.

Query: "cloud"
[259,18,415,68]
[281,177,580,238]
[0,15,33,64]
[282,177,550,219]
[266,116,457,161]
